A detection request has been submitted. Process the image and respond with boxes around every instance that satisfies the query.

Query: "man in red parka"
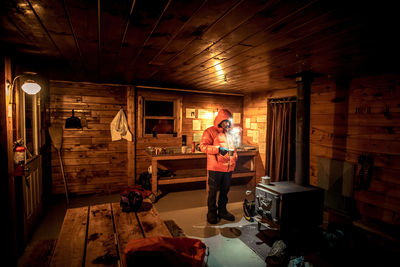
[200,109,238,224]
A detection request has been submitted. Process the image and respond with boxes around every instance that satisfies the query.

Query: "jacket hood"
[214,109,233,128]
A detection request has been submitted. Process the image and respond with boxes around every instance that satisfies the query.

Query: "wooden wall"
[243,88,297,182]
[134,88,243,181]
[311,74,400,226]
[49,81,131,195]
[243,74,400,227]
[48,82,243,194]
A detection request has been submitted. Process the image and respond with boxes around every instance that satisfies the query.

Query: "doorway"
[16,91,43,249]
[265,97,296,182]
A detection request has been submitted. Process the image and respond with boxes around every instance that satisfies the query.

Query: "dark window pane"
[145,100,174,116]
[25,94,34,155]
[145,119,174,134]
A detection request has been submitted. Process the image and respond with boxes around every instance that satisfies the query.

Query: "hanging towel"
[110,108,132,141]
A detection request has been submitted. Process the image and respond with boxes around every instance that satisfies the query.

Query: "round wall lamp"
[21,79,41,95]
[6,72,42,103]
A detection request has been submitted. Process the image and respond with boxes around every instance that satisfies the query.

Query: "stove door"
[255,186,280,223]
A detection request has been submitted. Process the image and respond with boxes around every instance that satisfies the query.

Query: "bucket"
[261,176,271,185]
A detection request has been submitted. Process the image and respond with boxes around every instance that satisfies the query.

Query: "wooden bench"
[49,199,171,267]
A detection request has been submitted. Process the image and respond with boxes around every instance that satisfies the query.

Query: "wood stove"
[255,181,324,235]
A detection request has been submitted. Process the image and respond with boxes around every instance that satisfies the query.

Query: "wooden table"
[49,199,171,267]
[149,150,258,195]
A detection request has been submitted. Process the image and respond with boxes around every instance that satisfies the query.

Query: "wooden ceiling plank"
[146,0,209,65]
[25,0,65,57]
[122,0,173,82]
[0,15,39,54]
[169,10,356,88]
[185,33,358,90]
[3,0,60,57]
[154,0,275,72]
[183,49,331,90]
[190,28,365,91]
[158,0,305,75]
[152,0,319,82]
[98,0,134,80]
[1,0,398,94]
[145,0,243,67]
[188,59,277,87]
[159,0,339,82]
[28,0,83,72]
[131,0,207,81]
[97,0,101,77]
[133,0,208,79]
[201,75,295,92]
[63,0,99,75]
[189,66,278,89]
[111,0,170,82]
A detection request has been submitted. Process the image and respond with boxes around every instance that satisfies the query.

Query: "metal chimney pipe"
[295,74,313,185]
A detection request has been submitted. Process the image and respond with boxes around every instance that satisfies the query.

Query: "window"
[138,95,182,137]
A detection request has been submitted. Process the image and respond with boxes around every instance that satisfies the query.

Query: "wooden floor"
[18,184,399,267]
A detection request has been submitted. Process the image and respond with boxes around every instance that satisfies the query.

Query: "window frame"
[138,94,182,138]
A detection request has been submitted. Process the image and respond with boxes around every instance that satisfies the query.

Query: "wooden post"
[127,86,135,186]
[1,56,17,263]
[152,158,158,195]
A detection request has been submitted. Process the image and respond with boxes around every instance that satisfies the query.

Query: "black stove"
[255,181,324,235]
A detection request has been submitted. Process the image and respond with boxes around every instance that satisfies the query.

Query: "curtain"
[266,100,295,182]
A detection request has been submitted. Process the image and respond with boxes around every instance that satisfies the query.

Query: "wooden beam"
[111,203,143,267]
[1,55,17,265]
[136,199,172,238]
[127,86,135,186]
[50,206,89,267]
[85,203,119,267]
[135,85,243,96]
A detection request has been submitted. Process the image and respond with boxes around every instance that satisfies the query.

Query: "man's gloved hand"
[219,147,229,156]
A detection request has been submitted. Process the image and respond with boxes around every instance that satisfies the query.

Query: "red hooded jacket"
[200,109,238,172]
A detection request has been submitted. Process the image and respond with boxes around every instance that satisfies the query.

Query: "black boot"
[218,208,235,221]
[207,211,218,224]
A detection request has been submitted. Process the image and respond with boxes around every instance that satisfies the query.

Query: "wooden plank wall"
[49,81,130,195]
[311,74,400,226]
[243,88,297,183]
[243,74,400,227]
[134,88,243,181]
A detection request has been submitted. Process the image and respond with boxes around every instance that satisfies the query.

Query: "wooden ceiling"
[1,0,399,94]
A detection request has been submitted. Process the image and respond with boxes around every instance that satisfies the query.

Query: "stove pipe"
[295,74,313,185]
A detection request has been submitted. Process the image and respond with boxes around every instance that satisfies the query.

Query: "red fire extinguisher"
[14,146,26,164]
[13,139,26,176]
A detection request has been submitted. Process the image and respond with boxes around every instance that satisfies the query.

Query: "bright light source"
[214,60,227,84]
[22,80,41,95]
[231,127,240,134]
[229,126,242,148]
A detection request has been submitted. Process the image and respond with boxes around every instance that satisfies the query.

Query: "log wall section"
[243,88,297,183]
[243,74,400,227]
[49,81,131,195]
[311,74,400,226]
[135,88,243,181]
